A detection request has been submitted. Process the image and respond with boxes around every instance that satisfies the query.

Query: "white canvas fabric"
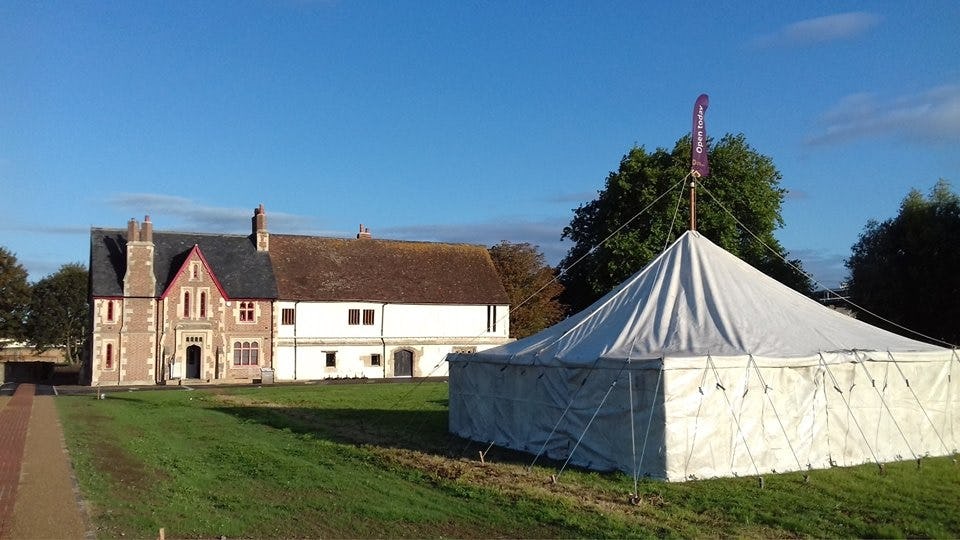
[448,231,960,480]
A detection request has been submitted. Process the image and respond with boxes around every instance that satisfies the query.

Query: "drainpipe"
[293,301,299,381]
[156,298,166,384]
[173,324,179,380]
[380,303,387,378]
[118,299,125,386]
[269,300,276,376]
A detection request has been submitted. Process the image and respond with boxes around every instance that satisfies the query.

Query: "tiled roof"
[89,229,278,299]
[269,235,509,304]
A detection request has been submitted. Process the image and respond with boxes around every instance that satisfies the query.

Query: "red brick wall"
[156,252,273,382]
[89,297,157,386]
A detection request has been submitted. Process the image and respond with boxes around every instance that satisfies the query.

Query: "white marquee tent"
[448,230,960,481]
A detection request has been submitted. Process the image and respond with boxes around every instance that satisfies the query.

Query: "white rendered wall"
[276,302,509,340]
[383,304,509,339]
[274,301,510,381]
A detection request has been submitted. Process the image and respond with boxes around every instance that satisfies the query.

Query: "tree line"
[0,252,88,363]
[491,134,958,347]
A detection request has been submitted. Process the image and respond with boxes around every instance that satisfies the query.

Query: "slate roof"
[89,229,278,299]
[269,234,509,304]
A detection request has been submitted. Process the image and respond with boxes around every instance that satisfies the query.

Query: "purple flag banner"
[691,93,709,177]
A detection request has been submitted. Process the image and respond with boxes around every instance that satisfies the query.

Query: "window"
[348,308,360,325]
[281,308,295,325]
[105,343,114,369]
[239,302,255,322]
[106,300,115,322]
[370,353,381,366]
[325,352,337,367]
[192,264,199,279]
[363,309,375,325]
[233,341,259,366]
[452,346,476,354]
[183,291,191,318]
[199,292,207,318]
[486,305,497,332]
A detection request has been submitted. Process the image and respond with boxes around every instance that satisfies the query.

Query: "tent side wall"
[662,353,960,481]
[449,358,669,478]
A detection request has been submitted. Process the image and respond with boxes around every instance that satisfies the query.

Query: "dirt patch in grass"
[372,445,664,515]
[74,411,168,501]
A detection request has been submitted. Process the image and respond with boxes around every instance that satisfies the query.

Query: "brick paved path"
[0,384,34,538]
[0,384,89,539]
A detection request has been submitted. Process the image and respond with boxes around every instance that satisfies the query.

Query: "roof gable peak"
[159,244,230,300]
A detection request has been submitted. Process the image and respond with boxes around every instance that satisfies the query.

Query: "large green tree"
[846,179,960,346]
[24,263,90,363]
[0,246,31,344]
[488,241,566,338]
[560,134,812,311]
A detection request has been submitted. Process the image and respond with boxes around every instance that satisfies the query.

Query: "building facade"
[269,233,511,381]
[86,208,510,386]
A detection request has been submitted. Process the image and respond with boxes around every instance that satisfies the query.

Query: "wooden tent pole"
[689,173,698,231]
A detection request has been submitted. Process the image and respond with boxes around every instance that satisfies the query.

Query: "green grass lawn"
[57,382,960,538]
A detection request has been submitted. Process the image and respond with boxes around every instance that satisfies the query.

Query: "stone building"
[86,206,510,386]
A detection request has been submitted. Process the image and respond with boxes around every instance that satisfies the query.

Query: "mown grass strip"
[57,382,960,538]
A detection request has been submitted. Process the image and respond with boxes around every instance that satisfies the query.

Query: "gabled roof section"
[269,234,509,304]
[89,228,278,299]
[159,244,230,300]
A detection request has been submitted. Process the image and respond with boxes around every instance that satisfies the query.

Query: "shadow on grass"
[92,391,587,474]
[211,404,569,471]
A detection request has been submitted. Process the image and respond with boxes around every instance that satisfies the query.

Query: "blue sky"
[2,1,958,289]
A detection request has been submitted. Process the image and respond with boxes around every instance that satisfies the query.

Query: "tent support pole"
[689,173,698,231]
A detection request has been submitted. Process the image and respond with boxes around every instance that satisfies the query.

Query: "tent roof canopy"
[468,231,945,366]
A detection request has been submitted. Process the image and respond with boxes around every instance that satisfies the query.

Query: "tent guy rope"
[697,179,957,349]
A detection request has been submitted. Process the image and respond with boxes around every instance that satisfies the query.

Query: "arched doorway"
[186,345,202,379]
[393,349,413,377]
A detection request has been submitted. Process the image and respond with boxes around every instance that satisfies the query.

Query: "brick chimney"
[141,214,153,242]
[123,216,157,297]
[252,204,269,251]
[356,224,372,240]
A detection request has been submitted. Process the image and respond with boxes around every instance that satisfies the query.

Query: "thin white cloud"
[754,12,881,47]
[543,191,597,205]
[806,84,960,146]
[106,193,316,233]
[784,188,809,200]
[0,223,89,235]
[788,248,848,289]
